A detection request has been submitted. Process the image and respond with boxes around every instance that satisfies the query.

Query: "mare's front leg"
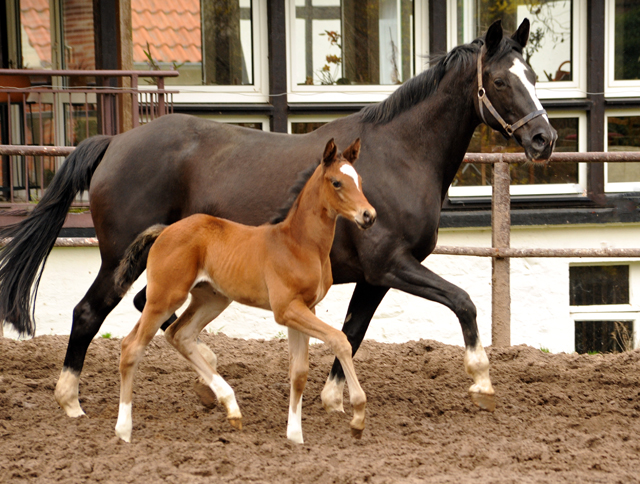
[368,249,495,411]
[276,298,366,439]
[287,327,310,444]
[322,282,388,413]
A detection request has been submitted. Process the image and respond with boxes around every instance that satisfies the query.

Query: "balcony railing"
[0,69,178,207]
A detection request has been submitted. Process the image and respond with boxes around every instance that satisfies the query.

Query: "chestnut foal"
[113,138,376,444]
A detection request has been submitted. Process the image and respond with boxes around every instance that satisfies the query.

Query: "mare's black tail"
[0,135,112,336]
[114,224,166,297]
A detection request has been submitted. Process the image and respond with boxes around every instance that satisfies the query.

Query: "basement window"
[570,265,636,353]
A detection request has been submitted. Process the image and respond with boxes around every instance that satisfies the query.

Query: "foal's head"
[321,138,376,230]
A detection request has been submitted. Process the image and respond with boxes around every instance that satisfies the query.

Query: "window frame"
[156,0,270,105]
[605,0,640,97]
[285,0,429,104]
[569,261,640,352]
[446,0,588,100]
[448,110,588,198]
[287,113,347,133]
[194,114,271,131]
[604,108,640,193]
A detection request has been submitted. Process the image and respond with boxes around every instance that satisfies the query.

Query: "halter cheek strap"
[476,46,547,137]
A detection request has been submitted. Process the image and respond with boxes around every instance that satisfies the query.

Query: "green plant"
[539,347,550,353]
[273,331,286,340]
[101,332,112,339]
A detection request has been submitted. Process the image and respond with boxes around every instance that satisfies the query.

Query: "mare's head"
[321,138,376,230]
[477,19,557,161]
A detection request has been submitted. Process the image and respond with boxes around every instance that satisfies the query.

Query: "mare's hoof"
[470,392,496,412]
[350,427,364,439]
[228,418,243,430]
[194,380,217,409]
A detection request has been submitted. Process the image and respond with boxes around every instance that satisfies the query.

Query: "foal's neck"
[281,168,335,256]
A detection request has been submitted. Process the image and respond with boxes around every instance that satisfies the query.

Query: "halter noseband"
[476,45,546,137]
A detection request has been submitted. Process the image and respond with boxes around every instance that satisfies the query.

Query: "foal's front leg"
[287,327,310,444]
[276,299,367,439]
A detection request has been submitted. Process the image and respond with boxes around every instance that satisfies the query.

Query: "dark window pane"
[575,320,634,354]
[291,122,328,134]
[614,0,640,80]
[607,115,640,183]
[569,265,629,306]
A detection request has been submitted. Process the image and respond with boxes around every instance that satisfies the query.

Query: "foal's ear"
[322,138,338,167]
[342,138,361,164]
[512,18,530,48]
[484,19,503,55]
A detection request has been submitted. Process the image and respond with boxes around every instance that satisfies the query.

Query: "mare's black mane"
[360,35,522,125]
[270,162,319,224]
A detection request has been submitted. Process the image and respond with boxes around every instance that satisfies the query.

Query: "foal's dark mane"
[270,162,320,224]
[360,36,522,125]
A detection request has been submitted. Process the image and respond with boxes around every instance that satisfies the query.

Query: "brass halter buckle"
[476,45,546,138]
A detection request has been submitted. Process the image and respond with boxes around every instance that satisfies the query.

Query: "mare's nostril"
[532,133,547,149]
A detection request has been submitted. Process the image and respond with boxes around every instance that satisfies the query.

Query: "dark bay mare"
[0,19,556,419]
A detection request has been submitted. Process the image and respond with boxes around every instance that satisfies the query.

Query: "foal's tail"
[114,224,167,297]
[0,135,112,337]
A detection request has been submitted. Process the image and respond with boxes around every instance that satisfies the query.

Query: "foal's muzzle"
[356,208,377,230]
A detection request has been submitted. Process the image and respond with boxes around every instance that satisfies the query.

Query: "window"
[448,0,587,99]
[196,115,270,131]
[449,112,587,197]
[570,264,637,354]
[287,0,429,103]
[606,0,640,96]
[288,114,346,133]
[132,0,269,103]
[605,110,640,192]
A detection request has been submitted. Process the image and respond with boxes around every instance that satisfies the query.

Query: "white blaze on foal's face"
[340,163,360,190]
[508,58,550,123]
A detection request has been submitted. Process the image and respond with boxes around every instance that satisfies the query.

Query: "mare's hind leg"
[55,265,123,417]
[164,285,241,429]
[322,282,388,413]
[287,327,310,444]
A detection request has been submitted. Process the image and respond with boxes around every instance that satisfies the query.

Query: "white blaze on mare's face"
[509,58,550,123]
[339,163,360,190]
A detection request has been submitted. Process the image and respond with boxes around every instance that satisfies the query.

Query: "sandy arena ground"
[1,333,640,483]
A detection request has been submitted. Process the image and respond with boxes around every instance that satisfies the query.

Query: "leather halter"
[476,46,546,137]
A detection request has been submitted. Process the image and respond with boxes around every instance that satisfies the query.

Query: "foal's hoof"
[350,427,364,439]
[194,380,217,409]
[228,418,243,430]
[470,392,496,412]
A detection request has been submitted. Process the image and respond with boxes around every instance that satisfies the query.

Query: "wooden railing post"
[491,158,511,346]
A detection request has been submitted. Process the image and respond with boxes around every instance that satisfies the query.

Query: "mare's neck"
[282,169,336,258]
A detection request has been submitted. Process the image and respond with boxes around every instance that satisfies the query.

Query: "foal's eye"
[494,78,506,88]
[332,180,342,189]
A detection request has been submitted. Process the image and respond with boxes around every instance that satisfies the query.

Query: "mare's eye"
[494,78,506,88]
[332,180,342,189]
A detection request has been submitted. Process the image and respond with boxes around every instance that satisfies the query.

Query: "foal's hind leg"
[135,285,219,406]
[287,327,310,444]
[164,286,242,429]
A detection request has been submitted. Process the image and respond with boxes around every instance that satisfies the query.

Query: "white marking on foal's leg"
[340,164,360,189]
[321,374,345,413]
[287,396,304,444]
[464,342,496,411]
[55,369,85,417]
[209,374,242,426]
[509,59,551,124]
[115,402,133,442]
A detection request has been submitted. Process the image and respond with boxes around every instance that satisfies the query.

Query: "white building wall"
[4,223,640,353]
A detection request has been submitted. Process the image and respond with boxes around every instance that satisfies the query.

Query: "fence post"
[491,159,511,346]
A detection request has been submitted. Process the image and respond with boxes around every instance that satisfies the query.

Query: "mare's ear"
[512,18,530,48]
[485,19,503,55]
[342,138,361,164]
[322,138,338,167]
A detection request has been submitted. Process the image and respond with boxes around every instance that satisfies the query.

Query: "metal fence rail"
[1,148,640,344]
